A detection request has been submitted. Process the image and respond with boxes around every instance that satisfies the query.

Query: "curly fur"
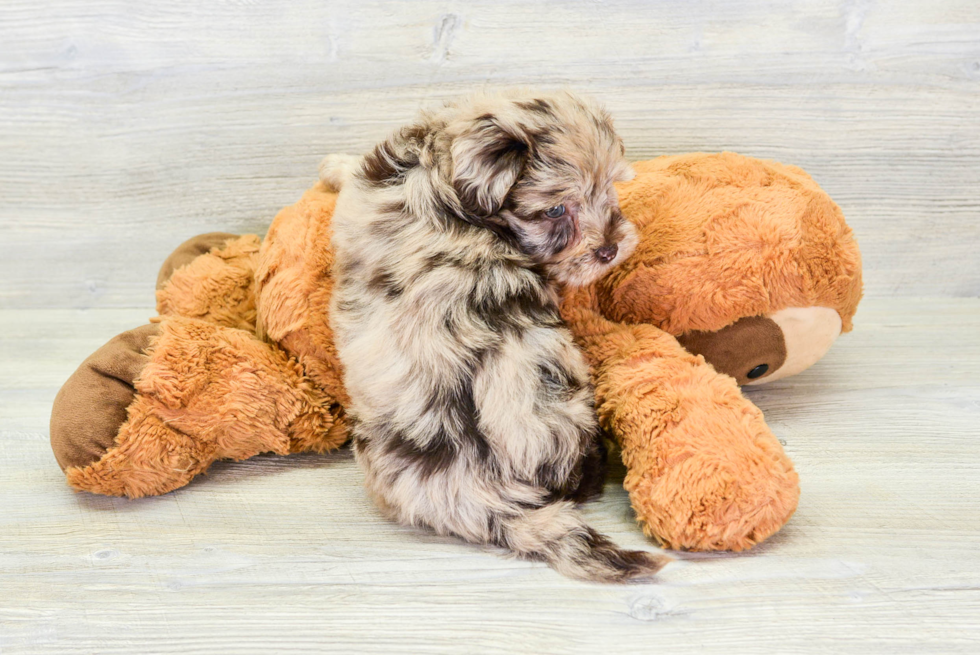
[327,89,666,583]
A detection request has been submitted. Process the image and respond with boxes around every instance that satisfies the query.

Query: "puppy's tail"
[499,501,670,583]
[318,153,361,192]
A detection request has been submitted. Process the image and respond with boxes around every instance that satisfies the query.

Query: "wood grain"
[2,2,979,652]
[1,0,979,308]
[1,299,979,654]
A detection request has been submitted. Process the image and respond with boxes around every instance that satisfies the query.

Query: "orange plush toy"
[50,152,861,552]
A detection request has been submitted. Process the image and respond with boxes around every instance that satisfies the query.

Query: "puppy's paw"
[318,153,361,191]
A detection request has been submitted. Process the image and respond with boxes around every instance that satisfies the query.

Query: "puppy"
[326,90,668,583]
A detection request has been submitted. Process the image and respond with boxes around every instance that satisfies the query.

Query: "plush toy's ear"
[450,116,529,218]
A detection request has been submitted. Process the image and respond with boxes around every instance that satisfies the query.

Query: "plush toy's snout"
[754,306,842,384]
[677,306,843,385]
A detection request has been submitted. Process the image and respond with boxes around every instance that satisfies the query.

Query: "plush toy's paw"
[50,324,159,473]
[614,360,800,552]
[318,153,361,192]
[629,444,800,552]
[52,318,347,498]
[570,304,802,552]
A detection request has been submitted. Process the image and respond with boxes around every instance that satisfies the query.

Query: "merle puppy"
[325,89,668,583]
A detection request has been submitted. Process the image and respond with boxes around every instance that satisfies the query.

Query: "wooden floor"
[1,297,978,654]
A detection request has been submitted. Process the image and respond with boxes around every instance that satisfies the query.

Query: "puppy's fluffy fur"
[326,90,667,583]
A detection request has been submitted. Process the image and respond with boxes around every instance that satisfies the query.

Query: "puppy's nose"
[594,244,618,264]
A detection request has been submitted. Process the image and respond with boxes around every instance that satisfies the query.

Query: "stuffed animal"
[50,152,861,552]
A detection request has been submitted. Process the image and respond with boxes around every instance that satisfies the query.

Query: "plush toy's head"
[600,152,862,385]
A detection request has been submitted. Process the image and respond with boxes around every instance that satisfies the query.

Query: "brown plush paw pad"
[49,323,160,472]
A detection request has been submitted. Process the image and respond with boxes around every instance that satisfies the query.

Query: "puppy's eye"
[544,205,566,219]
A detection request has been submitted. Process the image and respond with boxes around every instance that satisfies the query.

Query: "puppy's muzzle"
[594,244,618,264]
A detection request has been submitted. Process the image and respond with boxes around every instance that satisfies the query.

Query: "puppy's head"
[447,90,637,288]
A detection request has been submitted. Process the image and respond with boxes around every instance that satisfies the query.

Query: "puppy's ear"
[451,116,529,218]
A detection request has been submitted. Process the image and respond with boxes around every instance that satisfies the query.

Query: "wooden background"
[1,1,979,653]
[1,0,979,309]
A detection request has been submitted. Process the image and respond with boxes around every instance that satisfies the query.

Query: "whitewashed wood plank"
[1,0,979,308]
[1,298,979,653]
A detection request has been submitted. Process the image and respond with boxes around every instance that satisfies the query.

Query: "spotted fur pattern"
[327,89,667,583]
